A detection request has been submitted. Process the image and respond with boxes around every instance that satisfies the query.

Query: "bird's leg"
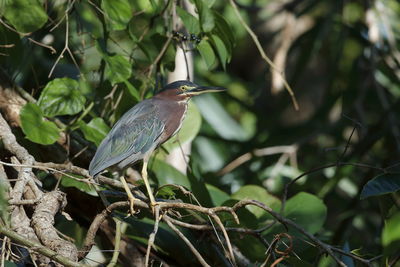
[141,159,157,212]
[119,176,138,215]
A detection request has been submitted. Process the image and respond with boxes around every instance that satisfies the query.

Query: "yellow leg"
[120,176,138,215]
[142,159,157,212]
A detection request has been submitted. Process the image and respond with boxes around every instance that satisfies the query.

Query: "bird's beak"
[185,85,226,96]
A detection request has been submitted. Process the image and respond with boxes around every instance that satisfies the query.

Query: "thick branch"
[0,225,88,267]
[31,191,78,262]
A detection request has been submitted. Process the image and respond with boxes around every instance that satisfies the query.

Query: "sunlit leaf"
[382,212,400,247]
[38,78,86,117]
[20,103,60,145]
[197,40,216,69]
[3,0,47,33]
[79,118,111,146]
[101,0,132,30]
[105,54,133,85]
[360,174,400,199]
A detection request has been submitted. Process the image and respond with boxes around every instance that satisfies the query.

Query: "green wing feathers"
[89,100,164,176]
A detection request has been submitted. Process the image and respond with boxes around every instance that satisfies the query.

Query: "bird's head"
[156,80,226,100]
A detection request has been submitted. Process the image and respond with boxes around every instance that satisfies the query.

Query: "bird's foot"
[149,200,160,215]
[127,196,140,216]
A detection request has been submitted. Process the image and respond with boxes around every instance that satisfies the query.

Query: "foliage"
[1,0,400,266]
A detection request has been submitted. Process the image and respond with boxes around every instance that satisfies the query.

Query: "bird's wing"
[89,100,164,176]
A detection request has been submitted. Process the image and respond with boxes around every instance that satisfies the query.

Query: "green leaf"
[360,174,400,199]
[176,7,200,34]
[4,261,18,267]
[123,80,140,101]
[38,78,86,117]
[232,185,281,218]
[61,175,97,196]
[211,34,228,69]
[101,0,132,30]
[162,102,201,151]
[206,183,230,206]
[213,11,235,55]
[151,159,191,189]
[3,0,47,33]
[20,103,60,145]
[284,192,327,234]
[382,212,400,247]
[197,40,216,69]
[194,94,249,141]
[79,118,111,146]
[194,0,215,32]
[105,55,133,85]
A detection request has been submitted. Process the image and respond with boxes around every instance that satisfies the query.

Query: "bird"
[89,80,226,214]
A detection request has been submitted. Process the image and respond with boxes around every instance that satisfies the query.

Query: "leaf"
[176,7,200,34]
[194,94,250,141]
[382,212,400,247]
[162,102,202,151]
[213,11,235,56]
[151,159,191,189]
[20,103,60,145]
[197,40,216,69]
[206,183,230,206]
[194,0,215,32]
[360,173,400,199]
[61,175,97,196]
[101,0,132,30]
[104,55,132,85]
[284,192,327,234]
[231,185,281,218]
[4,261,18,267]
[123,80,140,101]
[3,0,47,33]
[79,118,111,146]
[211,34,228,69]
[38,78,86,117]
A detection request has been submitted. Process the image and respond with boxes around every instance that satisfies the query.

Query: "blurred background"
[1,0,400,266]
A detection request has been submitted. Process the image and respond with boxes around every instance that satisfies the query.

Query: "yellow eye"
[180,86,186,91]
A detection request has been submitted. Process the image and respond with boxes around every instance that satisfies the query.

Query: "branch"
[0,225,89,267]
[228,0,299,110]
[31,191,78,262]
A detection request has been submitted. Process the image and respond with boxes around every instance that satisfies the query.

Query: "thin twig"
[228,0,299,110]
[48,14,80,78]
[163,216,211,267]
[147,36,173,78]
[27,38,57,54]
[106,219,122,267]
[145,206,161,266]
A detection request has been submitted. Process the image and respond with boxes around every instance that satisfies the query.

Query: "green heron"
[89,80,226,214]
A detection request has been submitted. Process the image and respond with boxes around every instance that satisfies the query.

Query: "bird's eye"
[180,86,186,91]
